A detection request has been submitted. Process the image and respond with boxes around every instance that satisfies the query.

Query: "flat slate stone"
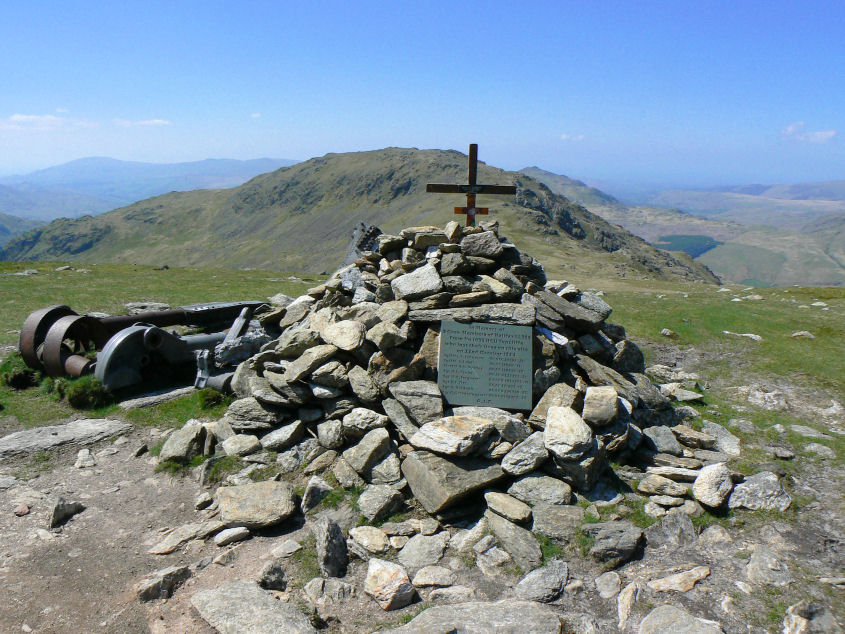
[702,420,741,457]
[528,383,581,428]
[382,398,420,442]
[582,520,643,567]
[643,425,683,456]
[401,450,505,514]
[408,303,536,326]
[544,406,594,460]
[191,581,316,633]
[508,474,573,506]
[224,397,287,432]
[381,599,562,634]
[388,381,443,425]
[485,491,532,523]
[321,320,366,351]
[531,503,584,539]
[409,415,495,456]
[391,263,443,301]
[397,532,450,569]
[0,419,132,458]
[284,344,339,383]
[460,230,504,259]
[260,420,305,451]
[501,431,548,475]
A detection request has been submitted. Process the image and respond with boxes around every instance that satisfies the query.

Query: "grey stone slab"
[191,581,316,633]
[531,503,584,539]
[380,599,562,634]
[217,481,297,529]
[401,450,505,514]
[728,471,791,512]
[515,559,569,602]
[0,418,132,458]
[118,386,196,410]
[507,474,573,506]
[437,320,532,411]
[408,303,536,326]
[485,510,542,572]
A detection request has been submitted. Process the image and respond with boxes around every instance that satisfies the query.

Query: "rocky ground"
[0,221,842,633]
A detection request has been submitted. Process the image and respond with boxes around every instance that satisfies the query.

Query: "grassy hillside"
[0,211,43,247]
[0,148,717,284]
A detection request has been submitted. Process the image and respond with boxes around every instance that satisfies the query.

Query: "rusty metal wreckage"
[18,300,268,392]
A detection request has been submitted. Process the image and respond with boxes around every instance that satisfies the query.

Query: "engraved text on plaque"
[437,320,532,410]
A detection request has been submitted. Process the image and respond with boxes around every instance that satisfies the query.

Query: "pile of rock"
[155,221,791,607]
[200,221,683,513]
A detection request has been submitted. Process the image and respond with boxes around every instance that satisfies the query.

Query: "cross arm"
[426,184,517,195]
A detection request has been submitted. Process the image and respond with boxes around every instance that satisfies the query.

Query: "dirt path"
[0,428,208,633]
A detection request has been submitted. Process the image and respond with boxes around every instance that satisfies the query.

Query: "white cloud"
[250,112,261,118]
[55,107,68,113]
[112,118,172,127]
[783,121,836,143]
[560,132,585,141]
[0,113,94,131]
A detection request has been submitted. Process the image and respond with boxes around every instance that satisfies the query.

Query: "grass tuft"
[207,455,245,483]
[0,352,40,389]
[537,533,564,562]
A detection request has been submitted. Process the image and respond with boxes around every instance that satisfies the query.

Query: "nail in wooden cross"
[426,143,517,226]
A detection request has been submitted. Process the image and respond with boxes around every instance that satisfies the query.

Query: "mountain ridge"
[0,157,299,221]
[0,147,717,285]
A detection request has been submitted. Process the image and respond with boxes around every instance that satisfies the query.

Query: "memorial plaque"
[437,320,533,410]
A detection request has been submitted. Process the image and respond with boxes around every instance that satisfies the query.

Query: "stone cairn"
[157,220,791,614]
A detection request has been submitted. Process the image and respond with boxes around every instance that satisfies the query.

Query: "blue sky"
[1,0,842,186]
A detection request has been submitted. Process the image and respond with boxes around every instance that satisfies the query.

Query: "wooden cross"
[426,143,517,226]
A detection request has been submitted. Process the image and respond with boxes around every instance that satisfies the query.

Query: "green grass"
[604,284,845,401]
[318,488,347,509]
[248,463,282,482]
[397,604,428,625]
[13,450,55,480]
[623,497,659,529]
[571,528,596,557]
[207,455,245,483]
[288,535,320,586]
[154,454,206,476]
[0,260,312,349]
[537,533,564,562]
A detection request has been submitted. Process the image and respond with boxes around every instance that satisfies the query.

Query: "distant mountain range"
[0,157,299,222]
[591,178,845,231]
[0,148,717,285]
[522,167,845,287]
